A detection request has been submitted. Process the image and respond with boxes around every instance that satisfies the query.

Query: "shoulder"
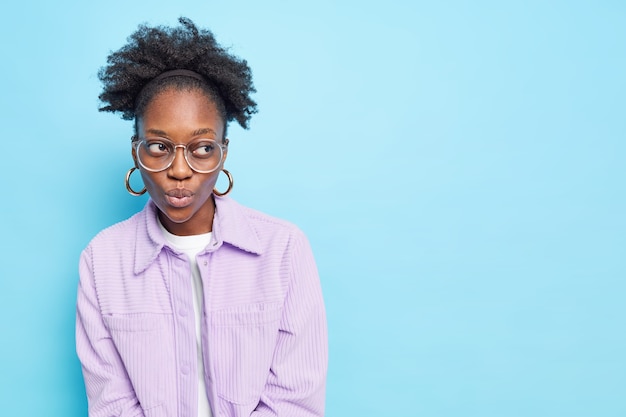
[240,201,301,232]
[79,203,159,282]
[214,197,309,255]
[82,203,151,257]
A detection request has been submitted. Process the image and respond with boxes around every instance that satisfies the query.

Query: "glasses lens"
[137,139,175,171]
[186,139,223,173]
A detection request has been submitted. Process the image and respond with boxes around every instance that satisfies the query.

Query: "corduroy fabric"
[76,197,327,417]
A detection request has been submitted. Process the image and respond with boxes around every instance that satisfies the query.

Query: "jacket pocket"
[143,403,165,417]
[103,314,174,410]
[209,302,282,405]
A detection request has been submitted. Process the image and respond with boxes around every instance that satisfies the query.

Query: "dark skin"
[133,87,228,236]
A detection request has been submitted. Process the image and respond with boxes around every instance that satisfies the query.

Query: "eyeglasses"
[134,137,227,173]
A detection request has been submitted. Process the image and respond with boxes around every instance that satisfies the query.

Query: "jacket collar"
[134,196,262,274]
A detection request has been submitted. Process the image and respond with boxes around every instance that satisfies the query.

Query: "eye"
[144,140,171,156]
[191,140,217,158]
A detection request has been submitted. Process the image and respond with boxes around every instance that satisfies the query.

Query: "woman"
[76,17,327,417]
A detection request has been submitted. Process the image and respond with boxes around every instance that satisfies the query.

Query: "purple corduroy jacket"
[76,196,327,417]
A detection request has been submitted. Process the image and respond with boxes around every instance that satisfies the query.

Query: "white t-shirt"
[159,220,213,417]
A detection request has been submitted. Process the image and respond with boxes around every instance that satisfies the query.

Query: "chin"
[165,214,193,224]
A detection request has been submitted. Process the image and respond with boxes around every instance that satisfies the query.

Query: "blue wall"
[1,1,624,415]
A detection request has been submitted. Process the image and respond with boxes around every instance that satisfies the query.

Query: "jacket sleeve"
[253,229,328,416]
[76,245,146,417]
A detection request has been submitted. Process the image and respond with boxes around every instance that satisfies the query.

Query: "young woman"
[76,17,327,417]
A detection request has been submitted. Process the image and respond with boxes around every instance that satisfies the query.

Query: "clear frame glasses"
[134,137,227,173]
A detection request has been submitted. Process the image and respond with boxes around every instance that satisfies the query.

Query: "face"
[134,88,227,236]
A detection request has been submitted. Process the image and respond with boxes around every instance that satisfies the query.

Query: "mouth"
[165,189,194,208]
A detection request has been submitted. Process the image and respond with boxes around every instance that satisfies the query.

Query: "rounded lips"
[166,188,194,198]
[165,188,194,208]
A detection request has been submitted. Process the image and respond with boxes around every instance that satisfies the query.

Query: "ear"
[222,137,229,164]
[131,136,140,168]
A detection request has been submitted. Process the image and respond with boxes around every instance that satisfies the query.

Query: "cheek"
[138,171,163,196]
[207,170,228,191]
[139,170,156,187]
[198,172,220,193]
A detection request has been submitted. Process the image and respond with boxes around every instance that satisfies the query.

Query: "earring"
[213,169,234,197]
[125,167,147,196]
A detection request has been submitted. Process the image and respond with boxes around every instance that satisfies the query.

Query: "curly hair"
[98,17,257,134]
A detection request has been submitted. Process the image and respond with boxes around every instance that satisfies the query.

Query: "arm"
[253,230,328,416]
[76,246,145,417]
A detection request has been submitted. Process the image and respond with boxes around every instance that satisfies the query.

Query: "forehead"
[139,88,225,137]
[144,87,216,116]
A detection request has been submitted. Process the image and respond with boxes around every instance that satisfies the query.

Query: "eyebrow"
[191,128,217,136]
[145,129,168,136]
[145,128,218,137]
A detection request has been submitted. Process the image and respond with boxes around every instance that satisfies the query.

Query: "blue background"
[1,1,624,416]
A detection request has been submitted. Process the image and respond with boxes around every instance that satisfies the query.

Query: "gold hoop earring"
[125,167,147,196]
[213,169,233,197]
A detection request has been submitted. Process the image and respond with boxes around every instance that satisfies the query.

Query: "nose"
[168,146,193,179]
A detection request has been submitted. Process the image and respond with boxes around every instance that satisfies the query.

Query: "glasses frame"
[133,136,227,174]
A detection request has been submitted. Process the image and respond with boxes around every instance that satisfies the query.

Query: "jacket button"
[181,364,190,375]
